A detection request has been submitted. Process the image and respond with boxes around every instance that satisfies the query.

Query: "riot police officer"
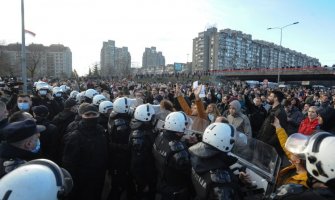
[129,103,157,200]
[152,111,192,200]
[271,132,335,199]
[189,122,253,200]
[108,97,135,200]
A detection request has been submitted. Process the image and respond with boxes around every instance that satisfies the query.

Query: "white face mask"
[54,93,62,97]
[38,90,48,96]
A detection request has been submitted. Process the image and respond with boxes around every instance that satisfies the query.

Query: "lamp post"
[21,0,27,94]
[267,22,299,84]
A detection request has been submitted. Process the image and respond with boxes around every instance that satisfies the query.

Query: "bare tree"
[0,44,12,77]
[26,44,45,81]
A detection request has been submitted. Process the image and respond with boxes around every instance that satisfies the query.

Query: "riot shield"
[230,137,281,199]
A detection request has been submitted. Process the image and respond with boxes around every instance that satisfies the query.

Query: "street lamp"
[267,22,299,84]
[21,0,27,94]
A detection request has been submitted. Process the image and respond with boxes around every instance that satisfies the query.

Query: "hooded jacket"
[227,100,252,138]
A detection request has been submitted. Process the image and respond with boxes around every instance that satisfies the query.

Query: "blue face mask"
[31,139,41,153]
[18,102,30,111]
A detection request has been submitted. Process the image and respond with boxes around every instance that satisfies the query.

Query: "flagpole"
[21,0,27,94]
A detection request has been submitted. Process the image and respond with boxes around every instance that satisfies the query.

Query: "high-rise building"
[142,47,165,68]
[192,28,320,72]
[0,43,72,78]
[47,44,72,78]
[100,40,131,77]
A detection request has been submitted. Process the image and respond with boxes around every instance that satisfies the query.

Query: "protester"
[62,103,108,200]
[0,119,45,177]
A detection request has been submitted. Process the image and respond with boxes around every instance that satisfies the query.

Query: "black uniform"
[108,111,135,200]
[98,114,109,131]
[129,119,157,200]
[152,130,192,200]
[189,142,242,200]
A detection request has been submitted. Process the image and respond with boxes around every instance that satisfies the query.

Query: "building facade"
[192,28,320,72]
[0,43,72,79]
[100,40,131,78]
[142,47,165,69]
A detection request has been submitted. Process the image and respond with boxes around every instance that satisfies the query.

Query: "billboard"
[174,63,183,72]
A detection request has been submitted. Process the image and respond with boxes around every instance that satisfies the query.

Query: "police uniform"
[129,119,157,200]
[189,142,242,200]
[108,111,135,200]
[152,130,191,200]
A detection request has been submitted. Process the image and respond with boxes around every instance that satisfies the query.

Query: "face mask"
[38,90,47,96]
[31,139,41,153]
[54,93,62,97]
[82,117,98,128]
[18,102,30,111]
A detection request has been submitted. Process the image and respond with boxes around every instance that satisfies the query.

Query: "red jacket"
[298,118,319,135]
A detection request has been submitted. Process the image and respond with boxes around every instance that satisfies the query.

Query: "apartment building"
[142,47,165,68]
[0,43,72,78]
[100,40,131,77]
[192,28,320,72]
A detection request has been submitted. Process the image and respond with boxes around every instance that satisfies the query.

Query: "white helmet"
[60,85,70,93]
[99,101,113,114]
[134,103,155,122]
[35,81,50,91]
[304,132,335,183]
[76,91,85,103]
[84,89,98,99]
[93,94,107,106]
[0,159,73,200]
[52,87,63,97]
[202,122,236,152]
[70,90,79,99]
[113,97,130,113]
[164,111,188,133]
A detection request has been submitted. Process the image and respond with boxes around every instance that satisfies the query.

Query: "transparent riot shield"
[230,136,282,199]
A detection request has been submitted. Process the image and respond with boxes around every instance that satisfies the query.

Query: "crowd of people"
[0,77,335,200]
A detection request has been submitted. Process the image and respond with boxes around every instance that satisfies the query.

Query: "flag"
[24,29,36,37]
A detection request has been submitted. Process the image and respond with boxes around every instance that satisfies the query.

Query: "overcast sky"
[1,0,334,75]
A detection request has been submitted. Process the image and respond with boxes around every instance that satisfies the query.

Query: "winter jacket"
[298,118,319,136]
[275,127,308,188]
[258,104,288,157]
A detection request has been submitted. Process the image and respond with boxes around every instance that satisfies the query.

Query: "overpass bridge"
[209,67,335,82]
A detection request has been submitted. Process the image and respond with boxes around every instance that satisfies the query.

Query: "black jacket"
[258,104,288,156]
[62,120,109,200]
[52,110,76,137]
[245,95,267,138]
[32,96,62,121]
[0,142,38,178]
[35,117,59,163]
[0,118,8,142]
